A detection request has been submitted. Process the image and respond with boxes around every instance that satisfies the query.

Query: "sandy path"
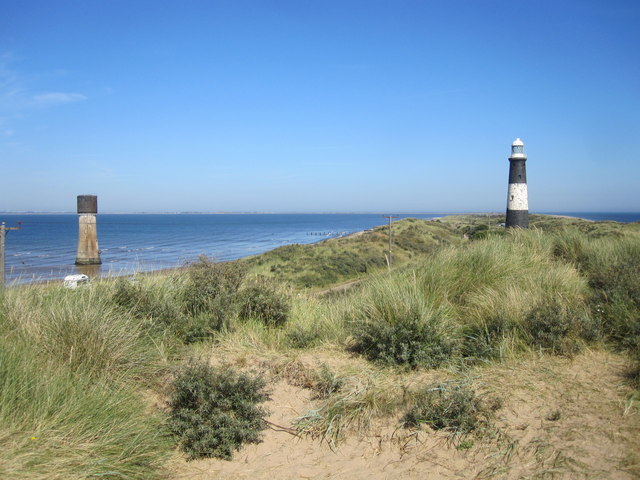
[166,350,639,479]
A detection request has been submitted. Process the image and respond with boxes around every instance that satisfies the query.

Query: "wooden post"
[0,222,21,288]
[383,215,398,269]
[0,223,5,289]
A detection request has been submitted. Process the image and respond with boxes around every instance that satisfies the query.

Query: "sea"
[1,212,638,286]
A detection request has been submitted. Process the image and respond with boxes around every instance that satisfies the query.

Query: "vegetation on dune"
[243,217,463,288]
[168,360,269,460]
[349,275,458,369]
[346,228,598,368]
[402,380,494,435]
[238,277,291,327]
[0,345,169,479]
[1,214,639,477]
[179,256,247,339]
[0,287,171,479]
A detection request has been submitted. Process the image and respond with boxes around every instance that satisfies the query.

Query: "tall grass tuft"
[350,228,595,366]
[2,286,162,381]
[0,325,170,479]
[350,272,458,368]
[296,368,407,443]
[582,236,640,352]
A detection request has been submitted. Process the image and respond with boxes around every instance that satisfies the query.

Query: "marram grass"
[2,285,164,381]
[0,285,172,479]
[0,335,170,480]
[0,215,638,475]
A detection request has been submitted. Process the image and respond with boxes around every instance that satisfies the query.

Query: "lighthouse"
[75,194,102,265]
[505,138,529,228]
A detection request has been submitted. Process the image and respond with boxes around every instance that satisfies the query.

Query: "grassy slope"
[242,217,464,289]
[2,214,639,479]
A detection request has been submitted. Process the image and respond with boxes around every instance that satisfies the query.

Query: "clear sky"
[1,0,638,213]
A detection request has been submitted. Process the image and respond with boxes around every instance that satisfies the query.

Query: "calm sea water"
[1,212,638,286]
[0,213,439,285]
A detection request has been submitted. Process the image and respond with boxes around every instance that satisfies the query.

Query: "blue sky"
[1,0,639,213]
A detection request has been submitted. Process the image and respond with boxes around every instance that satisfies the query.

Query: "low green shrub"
[351,276,458,369]
[403,381,490,435]
[286,325,320,348]
[461,314,516,362]
[522,301,594,354]
[239,278,290,327]
[168,360,269,460]
[172,314,218,344]
[180,256,247,334]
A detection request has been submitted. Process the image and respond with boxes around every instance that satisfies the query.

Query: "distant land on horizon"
[2,210,489,215]
[1,211,640,216]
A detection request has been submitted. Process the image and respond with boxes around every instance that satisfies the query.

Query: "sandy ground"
[166,350,639,479]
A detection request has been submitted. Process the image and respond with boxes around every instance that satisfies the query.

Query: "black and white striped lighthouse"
[505,138,529,228]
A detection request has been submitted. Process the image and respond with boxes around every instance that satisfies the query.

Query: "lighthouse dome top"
[510,138,527,159]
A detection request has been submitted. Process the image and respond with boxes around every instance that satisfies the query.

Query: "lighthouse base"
[506,209,529,228]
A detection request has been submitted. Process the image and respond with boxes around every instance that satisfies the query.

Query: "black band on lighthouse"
[508,158,527,184]
[506,209,529,228]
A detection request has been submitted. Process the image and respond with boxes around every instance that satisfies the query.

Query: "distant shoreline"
[1,211,478,215]
[5,212,637,288]
[3,211,639,217]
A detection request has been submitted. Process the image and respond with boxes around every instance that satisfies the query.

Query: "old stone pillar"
[75,195,102,265]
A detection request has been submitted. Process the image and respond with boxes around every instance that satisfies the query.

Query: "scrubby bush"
[311,364,344,399]
[460,314,516,362]
[584,238,640,352]
[180,256,247,334]
[403,381,490,434]
[351,276,458,369]
[112,278,147,312]
[523,303,572,353]
[111,277,181,327]
[522,301,593,354]
[239,278,290,327]
[286,325,321,349]
[168,360,269,460]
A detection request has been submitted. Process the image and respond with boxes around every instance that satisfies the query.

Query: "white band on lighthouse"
[507,183,528,210]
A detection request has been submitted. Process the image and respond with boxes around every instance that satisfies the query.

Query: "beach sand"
[166,349,640,479]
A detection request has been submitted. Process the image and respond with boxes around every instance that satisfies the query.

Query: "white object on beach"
[64,274,90,289]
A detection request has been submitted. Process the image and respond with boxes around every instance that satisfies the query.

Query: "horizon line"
[2,210,640,216]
